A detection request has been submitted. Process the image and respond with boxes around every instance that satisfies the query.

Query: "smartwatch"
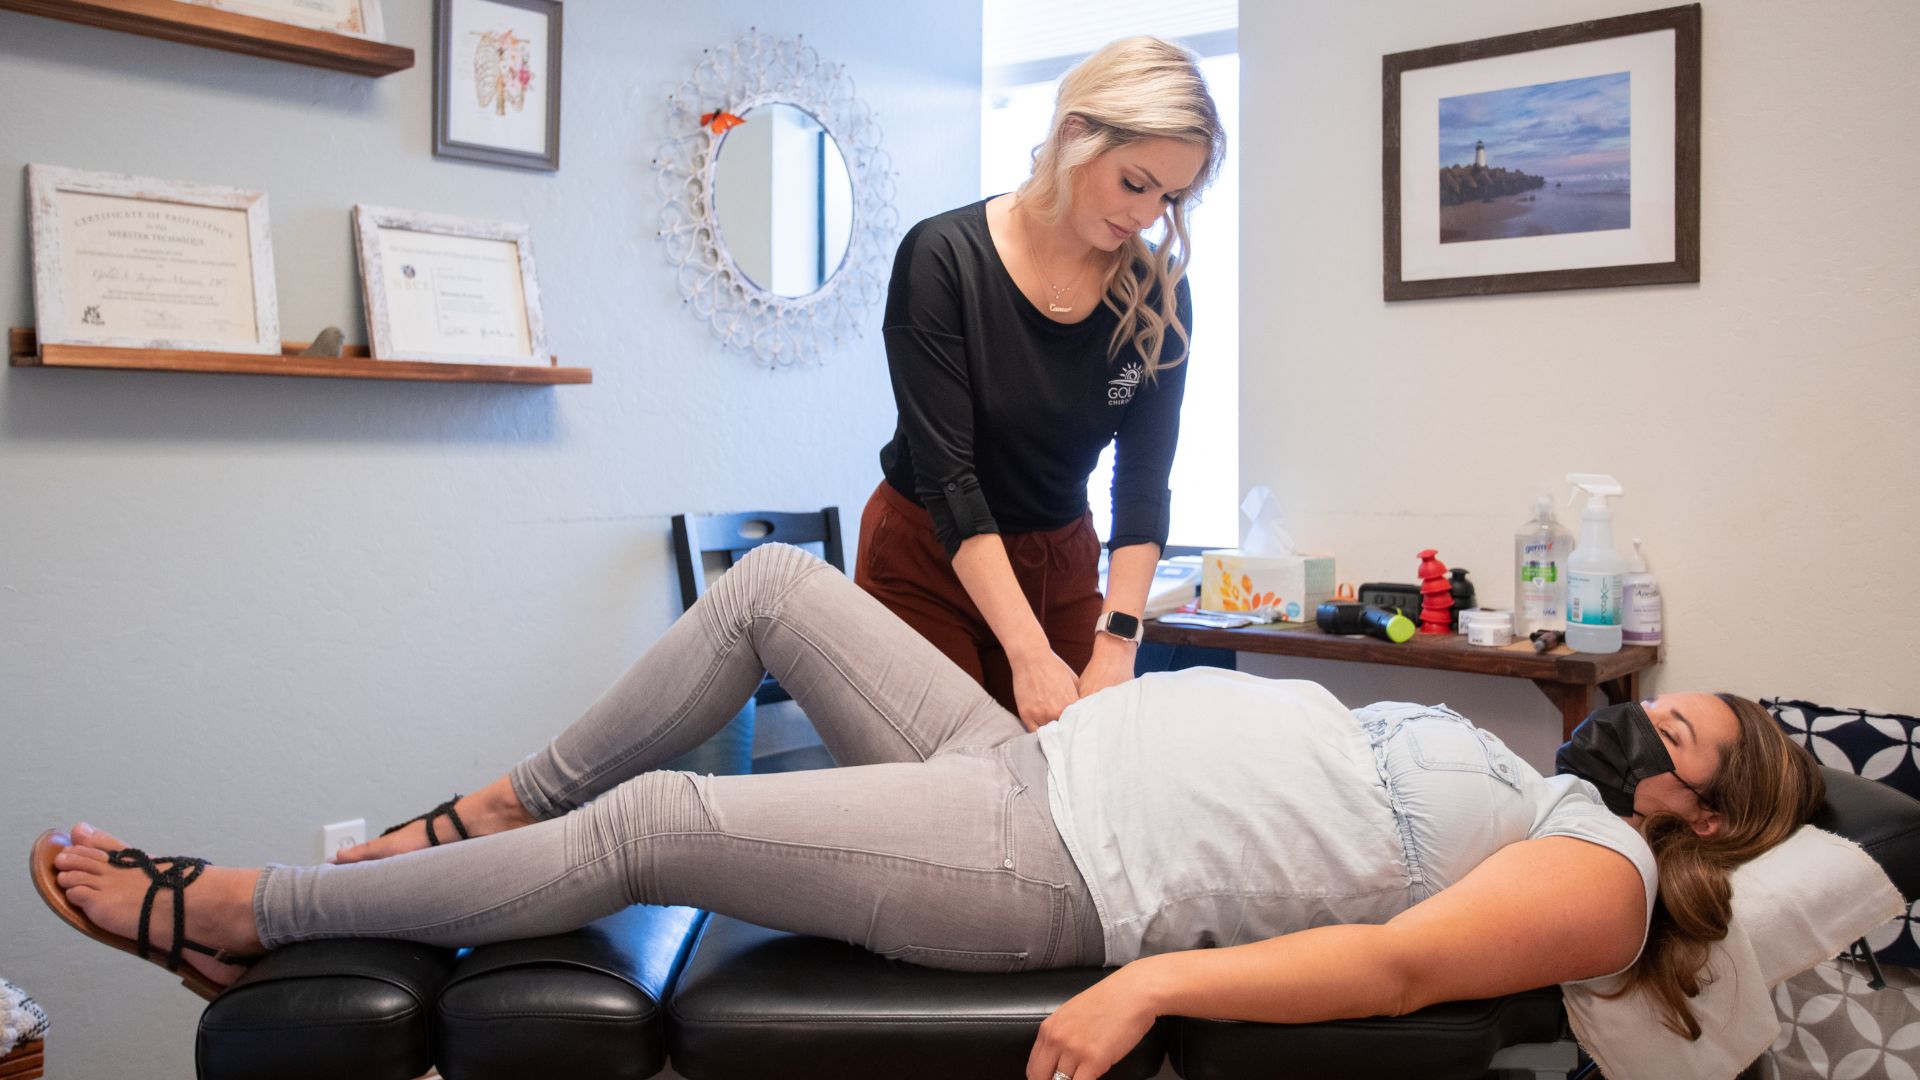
[1096,610,1144,644]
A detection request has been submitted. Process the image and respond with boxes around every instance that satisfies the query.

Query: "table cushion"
[1770,699,1920,969]
[1170,987,1568,1080]
[434,904,703,1080]
[195,939,456,1080]
[667,916,1166,1080]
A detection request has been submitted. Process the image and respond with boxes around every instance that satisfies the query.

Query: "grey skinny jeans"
[255,543,1107,972]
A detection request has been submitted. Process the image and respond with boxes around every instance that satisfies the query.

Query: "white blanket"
[1564,826,1905,1080]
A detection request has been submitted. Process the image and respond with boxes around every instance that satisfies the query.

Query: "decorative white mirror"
[655,30,897,368]
[713,103,854,297]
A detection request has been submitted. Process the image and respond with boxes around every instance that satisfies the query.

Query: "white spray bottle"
[1564,474,1625,654]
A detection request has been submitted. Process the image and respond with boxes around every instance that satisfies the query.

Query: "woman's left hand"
[1026,966,1158,1080]
[1076,637,1137,700]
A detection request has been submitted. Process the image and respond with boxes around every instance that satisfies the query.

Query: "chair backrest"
[670,508,846,612]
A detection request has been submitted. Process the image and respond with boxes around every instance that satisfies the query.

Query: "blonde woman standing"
[858,37,1226,731]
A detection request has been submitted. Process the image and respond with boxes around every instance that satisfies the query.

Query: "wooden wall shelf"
[0,0,414,77]
[1143,619,1660,740]
[10,329,591,385]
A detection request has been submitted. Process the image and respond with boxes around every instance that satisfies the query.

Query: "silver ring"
[1053,1072,1072,1080]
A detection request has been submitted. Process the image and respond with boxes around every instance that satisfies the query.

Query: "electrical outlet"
[322,818,367,861]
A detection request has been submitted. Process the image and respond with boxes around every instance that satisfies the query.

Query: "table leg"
[1598,672,1640,707]
[1533,680,1593,741]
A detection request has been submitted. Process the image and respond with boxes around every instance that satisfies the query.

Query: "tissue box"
[1201,550,1336,623]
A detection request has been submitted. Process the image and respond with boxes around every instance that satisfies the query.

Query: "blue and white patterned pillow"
[1766,697,1920,968]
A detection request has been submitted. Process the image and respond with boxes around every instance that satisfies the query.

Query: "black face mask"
[1554,702,1675,816]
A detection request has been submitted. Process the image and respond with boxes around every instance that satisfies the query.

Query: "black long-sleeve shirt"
[878,199,1191,558]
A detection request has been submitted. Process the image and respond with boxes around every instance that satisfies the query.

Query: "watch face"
[1105,611,1142,639]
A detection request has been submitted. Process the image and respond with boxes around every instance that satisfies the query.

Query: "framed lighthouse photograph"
[1382,5,1700,301]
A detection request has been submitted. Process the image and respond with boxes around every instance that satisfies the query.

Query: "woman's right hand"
[1012,649,1081,731]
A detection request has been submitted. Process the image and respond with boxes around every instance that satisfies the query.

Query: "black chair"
[670,508,845,706]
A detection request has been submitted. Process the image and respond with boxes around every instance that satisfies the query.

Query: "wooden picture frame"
[180,0,386,39]
[1383,4,1700,301]
[26,163,280,354]
[352,204,548,365]
[434,0,563,171]
[0,0,412,76]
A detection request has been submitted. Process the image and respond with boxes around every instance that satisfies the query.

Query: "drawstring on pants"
[1009,528,1077,617]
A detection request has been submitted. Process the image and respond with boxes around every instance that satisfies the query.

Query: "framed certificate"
[352,204,549,365]
[26,164,281,354]
[180,0,387,39]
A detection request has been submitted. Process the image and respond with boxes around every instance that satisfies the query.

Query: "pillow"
[1768,698,1920,967]
[1769,699,1920,801]
[1564,824,1905,1080]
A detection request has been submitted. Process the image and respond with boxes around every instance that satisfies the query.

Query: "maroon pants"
[854,481,1103,715]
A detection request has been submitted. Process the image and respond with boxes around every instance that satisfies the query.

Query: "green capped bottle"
[1513,495,1573,637]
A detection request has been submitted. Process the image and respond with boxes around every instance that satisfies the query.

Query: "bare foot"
[54,823,263,991]
[331,775,536,865]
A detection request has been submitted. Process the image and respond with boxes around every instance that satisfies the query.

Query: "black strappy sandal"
[380,794,471,848]
[30,830,254,1001]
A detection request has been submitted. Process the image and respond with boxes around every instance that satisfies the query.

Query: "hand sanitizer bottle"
[1622,538,1663,646]
[1513,495,1573,636]
[1564,474,1625,654]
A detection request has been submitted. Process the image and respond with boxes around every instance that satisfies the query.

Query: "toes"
[54,845,108,867]
[338,831,403,864]
[71,822,132,852]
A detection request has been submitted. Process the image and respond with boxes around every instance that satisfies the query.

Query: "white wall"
[1238,0,1920,768]
[0,5,979,1077]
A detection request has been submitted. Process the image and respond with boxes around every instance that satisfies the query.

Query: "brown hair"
[1602,693,1825,1038]
[1015,36,1226,374]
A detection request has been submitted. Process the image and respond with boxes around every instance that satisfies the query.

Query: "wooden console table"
[1143,621,1660,739]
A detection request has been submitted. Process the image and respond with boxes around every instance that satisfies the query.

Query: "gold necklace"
[1019,209,1088,314]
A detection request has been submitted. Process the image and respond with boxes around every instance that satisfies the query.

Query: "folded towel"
[1564,825,1905,1080]
[0,978,50,1057]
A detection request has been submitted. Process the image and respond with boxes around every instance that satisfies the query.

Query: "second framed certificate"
[353,205,549,365]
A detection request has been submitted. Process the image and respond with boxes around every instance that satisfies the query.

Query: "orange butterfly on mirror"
[699,109,747,134]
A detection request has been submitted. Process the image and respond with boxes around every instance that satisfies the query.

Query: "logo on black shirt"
[1108,361,1144,407]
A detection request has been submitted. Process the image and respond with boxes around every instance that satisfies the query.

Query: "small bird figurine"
[700,108,747,135]
[298,326,346,358]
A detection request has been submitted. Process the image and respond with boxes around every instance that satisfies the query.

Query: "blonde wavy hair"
[1015,36,1226,373]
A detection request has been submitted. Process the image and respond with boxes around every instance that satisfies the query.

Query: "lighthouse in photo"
[1474,139,1487,167]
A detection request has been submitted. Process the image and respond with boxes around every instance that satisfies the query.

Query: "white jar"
[1465,610,1515,647]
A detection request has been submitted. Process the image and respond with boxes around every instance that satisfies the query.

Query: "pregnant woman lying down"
[35,543,1822,1080]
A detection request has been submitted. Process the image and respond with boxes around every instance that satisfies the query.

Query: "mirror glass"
[712,103,854,297]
